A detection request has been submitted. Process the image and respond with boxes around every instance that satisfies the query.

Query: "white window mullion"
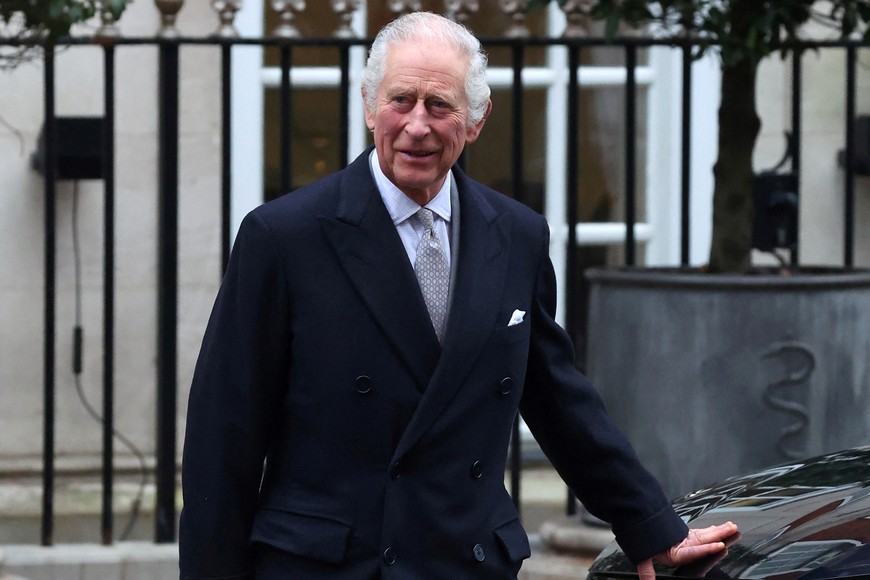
[230,1,265,247]
[645,48,721,267]
[348,5,369,160]
[646,46,681,266]
[544,52,569,327]
[688,53,720,266]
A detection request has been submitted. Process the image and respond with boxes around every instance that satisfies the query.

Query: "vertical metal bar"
[339,44,350,169]
[41,46,57,548]
[790,51,802,267]
[280,44,293,195]
[565,44,581,518]
[509,43,524,509]
[680,43,692,267]
[565,44,580,373]
[156,41,180,543]
[624,45,637,266]
[511,44,525,207]
[221,43,232,274]
[101,43,116,546]
[511,415,521,511]
[844,46,856,268]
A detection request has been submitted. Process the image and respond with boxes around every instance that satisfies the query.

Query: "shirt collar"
[369,149,452,226]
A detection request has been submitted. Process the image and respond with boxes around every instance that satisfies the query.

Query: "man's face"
[365,39,489,205]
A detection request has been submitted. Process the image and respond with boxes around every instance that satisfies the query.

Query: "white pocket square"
[507,309,526,327]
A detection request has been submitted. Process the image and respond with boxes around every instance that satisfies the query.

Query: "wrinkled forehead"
[386,36,468,63]
[382,39,470,88]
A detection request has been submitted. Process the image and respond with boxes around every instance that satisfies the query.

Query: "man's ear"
[465,100,493,144]
[362,89,375,131]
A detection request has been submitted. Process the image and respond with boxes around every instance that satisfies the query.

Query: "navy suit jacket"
[179,149,687,579]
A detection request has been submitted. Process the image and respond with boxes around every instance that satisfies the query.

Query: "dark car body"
[587,446,870,580]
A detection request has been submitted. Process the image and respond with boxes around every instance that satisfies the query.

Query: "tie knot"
[416,207,435,231]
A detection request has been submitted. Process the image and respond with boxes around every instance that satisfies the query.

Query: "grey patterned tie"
[414,208,450,342]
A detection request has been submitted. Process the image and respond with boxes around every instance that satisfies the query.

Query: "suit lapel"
[394,168,513,460]
[319,151,441,389]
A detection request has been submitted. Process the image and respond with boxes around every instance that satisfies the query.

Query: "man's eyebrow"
[385,84,414,96]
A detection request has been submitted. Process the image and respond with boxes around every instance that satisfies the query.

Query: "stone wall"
[0,4,221,478]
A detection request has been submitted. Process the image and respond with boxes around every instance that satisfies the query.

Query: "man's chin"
[390,168,444,195]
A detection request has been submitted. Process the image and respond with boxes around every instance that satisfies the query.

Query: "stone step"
[2,542,179,580]
[0,478,158,545]
[0,546,38,580]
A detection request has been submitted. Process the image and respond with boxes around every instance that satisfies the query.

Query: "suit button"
[472,544,486,562]
[499,377,513,395]
[390,462,401,479]
[383,546,397,565]
[355,375,373,394]
[470,461,483,479]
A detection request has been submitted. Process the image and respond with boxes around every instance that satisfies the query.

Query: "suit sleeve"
[179,211,291,579]
[519,220,688,564]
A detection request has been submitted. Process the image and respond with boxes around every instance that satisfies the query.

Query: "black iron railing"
[4,33,865,546]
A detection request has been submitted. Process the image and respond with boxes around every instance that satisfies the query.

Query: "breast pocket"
[491,320,529,346]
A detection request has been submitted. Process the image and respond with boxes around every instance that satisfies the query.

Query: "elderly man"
[179,11,735,580]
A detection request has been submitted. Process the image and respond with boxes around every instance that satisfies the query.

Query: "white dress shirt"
[369,150,452,268]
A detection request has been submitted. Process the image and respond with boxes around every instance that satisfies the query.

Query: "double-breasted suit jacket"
[179,148,687,579]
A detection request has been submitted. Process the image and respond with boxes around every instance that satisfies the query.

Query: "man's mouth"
[401,150,434,158]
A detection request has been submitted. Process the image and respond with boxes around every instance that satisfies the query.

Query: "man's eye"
[393,95,409,104]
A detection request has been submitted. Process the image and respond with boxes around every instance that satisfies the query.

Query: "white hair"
[362,12,491,126]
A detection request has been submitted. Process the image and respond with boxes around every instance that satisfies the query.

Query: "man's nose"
[404,101,431,138]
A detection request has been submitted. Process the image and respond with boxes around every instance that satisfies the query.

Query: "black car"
[587,446,870,580]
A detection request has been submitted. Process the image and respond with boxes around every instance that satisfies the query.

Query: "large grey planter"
[585,267,870,500]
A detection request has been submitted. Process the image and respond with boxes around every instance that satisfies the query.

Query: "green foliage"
[0,0,131,44]
[529,0,870,67]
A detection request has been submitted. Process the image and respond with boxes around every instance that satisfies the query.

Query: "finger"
[685,522,738,546]
[671,541,727,564]
[636,558,656,580]
[661,534,731,566]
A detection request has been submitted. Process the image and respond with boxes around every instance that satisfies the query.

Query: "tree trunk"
[707,58,761,273]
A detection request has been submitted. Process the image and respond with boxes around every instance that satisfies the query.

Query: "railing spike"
[154,0,184,38]
[500,0,531,38]
[95,1,122,39]
[560,0,595,38]
[331,0,361,39]
[271,0,305,39]
[211,0,243,38]
[443,0,479,25]
[388,0,422,18]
